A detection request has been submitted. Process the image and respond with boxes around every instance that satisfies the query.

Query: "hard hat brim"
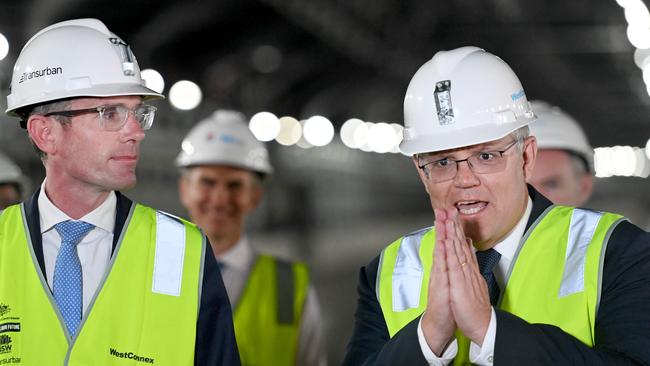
[6,83,164,117]
[176,155,273,175]
[399,119,534,155]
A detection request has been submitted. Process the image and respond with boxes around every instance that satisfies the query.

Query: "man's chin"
[112,178,137,191]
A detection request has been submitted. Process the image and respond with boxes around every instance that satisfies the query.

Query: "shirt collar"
[491,197,533,263]
[38,180,116,234]
[217,236,254,272]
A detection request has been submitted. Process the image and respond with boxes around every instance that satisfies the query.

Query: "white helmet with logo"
[529,100,593,171]
[0,152,29,194]
[176,110,273,175]
[6,18,162,122]
[400,46,536,155]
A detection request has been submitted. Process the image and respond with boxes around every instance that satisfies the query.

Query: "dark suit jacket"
[342,186,650,365]
[23,189,241,366]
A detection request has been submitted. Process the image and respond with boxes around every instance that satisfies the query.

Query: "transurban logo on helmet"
[18,66,63,83]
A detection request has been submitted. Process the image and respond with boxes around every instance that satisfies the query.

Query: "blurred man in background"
[177,110,326,366]
[528,100,594,206]
[0,18,239,365]
[0,152,29,209]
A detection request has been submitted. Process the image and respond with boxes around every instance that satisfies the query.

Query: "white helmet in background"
[6,18,163,122]
[0,152,29,194]
[401,46,536,155]
[529,100,593,171]
[176,110,273,175]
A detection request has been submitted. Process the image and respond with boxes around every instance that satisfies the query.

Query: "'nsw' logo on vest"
[109,348,154,364]
[0,335,12,354]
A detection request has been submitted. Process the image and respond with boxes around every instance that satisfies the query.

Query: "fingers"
[435,207,448,222]
[460,237,476,269]
[434,208,447,240]
[446,219,468,268]
[448,208,468,248]
[445,237,465,274]
[433,232,448,275]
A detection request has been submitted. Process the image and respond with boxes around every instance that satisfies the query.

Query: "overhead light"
[340,118,364,148]
[368,123,397,154]
[634,147,650,177]
[627,24,650,49]
[624,1,650,26]
[169,80,202,110]
[275,116,302,146]
[303,116,334,147]
[352,122,371,149]
[249,112,280,142]
[594,147,613,177]
[141,69,165,93]
[0,33,8,61]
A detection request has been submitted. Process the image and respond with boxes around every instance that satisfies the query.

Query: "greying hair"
[509,125,530,152]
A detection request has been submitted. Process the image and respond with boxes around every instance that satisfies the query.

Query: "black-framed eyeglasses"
[417,139,520,183]
[44,104,157,131]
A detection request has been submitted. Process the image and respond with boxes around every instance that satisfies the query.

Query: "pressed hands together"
[422,207,493,356]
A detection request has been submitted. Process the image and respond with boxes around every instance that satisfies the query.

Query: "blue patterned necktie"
[53,220,94,336]
[476,248,501,305]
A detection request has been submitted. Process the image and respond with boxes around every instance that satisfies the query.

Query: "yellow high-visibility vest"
[377,206,624,364]
[0,203,205,365]
[233,255,309,366]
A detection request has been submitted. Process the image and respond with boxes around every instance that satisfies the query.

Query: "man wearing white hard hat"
[177,110,325,366]
[528,100,594,206]
[0,19,239,365]
[0,152,30,209]
[343,46,650,364]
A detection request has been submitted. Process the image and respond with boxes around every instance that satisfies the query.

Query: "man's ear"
[27,115,58,155]
[522,136,538,182]
[412,156,430,194]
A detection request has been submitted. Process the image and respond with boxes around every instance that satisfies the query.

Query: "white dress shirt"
[218,237,327,366]
[39,181,115,315]
[418,198,533,365]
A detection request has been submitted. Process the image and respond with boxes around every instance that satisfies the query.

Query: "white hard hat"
[176,110,273,175]
[6,18,163,120]
[400,46,536,155]
[0,152,29,194]
[529,100,594,171]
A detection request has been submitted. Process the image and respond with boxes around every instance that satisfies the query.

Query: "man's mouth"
[455,200,488,215]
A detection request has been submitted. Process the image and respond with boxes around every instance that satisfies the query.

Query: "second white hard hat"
[400,46,536,155]
[0,152,30,194]
[176,110,273,175]
[529,100,594,171]
[6,18,162,119]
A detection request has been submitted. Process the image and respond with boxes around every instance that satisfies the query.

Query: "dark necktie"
[216,260,225,272]
[475,248,501,305]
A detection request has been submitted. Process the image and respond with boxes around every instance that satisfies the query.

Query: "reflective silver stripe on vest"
[152,211,186,296]
[558,208,603,298]
[391,227,429,311]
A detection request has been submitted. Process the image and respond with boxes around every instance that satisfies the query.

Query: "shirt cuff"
[469,308,497,365]
[417,315,456,365]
